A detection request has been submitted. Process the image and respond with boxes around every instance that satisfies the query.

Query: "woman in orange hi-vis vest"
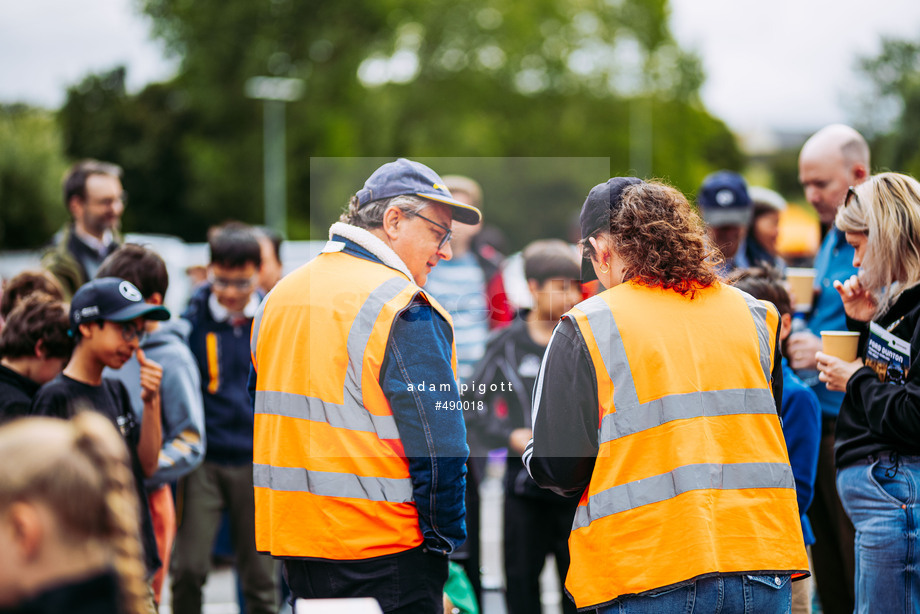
[524,178,809,613]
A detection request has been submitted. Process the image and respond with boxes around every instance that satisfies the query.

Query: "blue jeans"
[596,574,791,614]
[837,454,920,614]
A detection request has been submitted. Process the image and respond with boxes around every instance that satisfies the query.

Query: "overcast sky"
[3,0,920,136]
[670,0,920,134]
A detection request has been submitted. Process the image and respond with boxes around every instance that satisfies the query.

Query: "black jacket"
[0,570,122,614]
[466,318,580,502]
[0,364,39,423]
[836,283,920,467]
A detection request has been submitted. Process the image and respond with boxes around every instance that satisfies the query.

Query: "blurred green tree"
[855,37,920,177]
[58,68,207,239]
[49,0,743,247]
[0,105,69,249]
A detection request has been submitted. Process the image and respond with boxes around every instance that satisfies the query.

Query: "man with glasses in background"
[42,159,126,300]
[171,222,278,614]
[250,159,478,612]
[787,124,870,614]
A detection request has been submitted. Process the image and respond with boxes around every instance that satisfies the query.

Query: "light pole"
[245,76,305,237]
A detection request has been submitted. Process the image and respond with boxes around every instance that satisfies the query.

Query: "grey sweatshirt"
[105,319,206,489]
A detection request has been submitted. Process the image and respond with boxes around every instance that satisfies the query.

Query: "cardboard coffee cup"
[821,331,860,362]
[787,268,817,313]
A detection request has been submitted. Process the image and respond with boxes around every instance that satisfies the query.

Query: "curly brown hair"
[585,181,721,295]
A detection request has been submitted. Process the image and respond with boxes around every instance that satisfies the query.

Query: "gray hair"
[339,194,430,230]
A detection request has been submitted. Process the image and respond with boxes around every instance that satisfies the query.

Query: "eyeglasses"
[209,273,258,290]
[110,321,146,345]
[844,186,861,209]
[89,192,127,208]
[413,212,452,250]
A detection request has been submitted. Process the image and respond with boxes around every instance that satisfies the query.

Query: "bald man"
[788,124,869,614]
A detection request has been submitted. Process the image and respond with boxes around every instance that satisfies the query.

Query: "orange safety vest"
[563,281,808,609]
[250,245,457,560]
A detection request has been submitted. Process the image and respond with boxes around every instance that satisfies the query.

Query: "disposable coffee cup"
[787,268,817,313]
[821,331,860,362]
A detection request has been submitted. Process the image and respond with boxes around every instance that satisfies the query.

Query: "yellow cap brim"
[417,192,482,225]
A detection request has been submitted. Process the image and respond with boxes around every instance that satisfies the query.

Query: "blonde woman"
[0,412,149,614]
[816,172,920,613]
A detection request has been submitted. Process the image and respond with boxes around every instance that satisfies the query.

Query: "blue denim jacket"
[807,227,857,417]
[249,236,468,556]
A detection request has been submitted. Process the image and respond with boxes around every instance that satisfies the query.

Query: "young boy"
[466,239,584,614]
[98,243,206,604]
[729,266,821,614]
[0,270,64,323]
[0,295,72,421]
[30,276,170,582]
[171,221,277,614]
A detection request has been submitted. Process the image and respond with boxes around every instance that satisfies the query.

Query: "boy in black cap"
[31,276,170,587]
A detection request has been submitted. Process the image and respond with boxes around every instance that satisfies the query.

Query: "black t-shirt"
[0,364,39,424]
[31,374,161,576]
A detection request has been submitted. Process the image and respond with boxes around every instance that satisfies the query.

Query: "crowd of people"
[0,122,918,614]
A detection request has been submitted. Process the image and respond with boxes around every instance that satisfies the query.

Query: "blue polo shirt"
[806,227,857,418]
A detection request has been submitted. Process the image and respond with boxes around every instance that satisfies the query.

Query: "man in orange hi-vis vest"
[250,159,481,613]
[525,178,809,613]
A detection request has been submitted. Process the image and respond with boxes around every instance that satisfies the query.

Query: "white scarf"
[327,222,413,281]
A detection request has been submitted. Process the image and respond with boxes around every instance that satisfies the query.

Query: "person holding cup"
[815,172,920,613]
[791,124,869,613]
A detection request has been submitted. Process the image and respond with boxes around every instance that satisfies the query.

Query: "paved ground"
[158,459,566,614]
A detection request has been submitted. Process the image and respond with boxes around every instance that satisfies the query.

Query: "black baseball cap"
[70,277,170,333]
[355,158,482,225]
[697,170,753,228]
[579,177,644,282]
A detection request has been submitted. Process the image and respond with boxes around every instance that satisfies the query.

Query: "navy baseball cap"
[579,177,644,282]
[355,158,482,225]
[697,171,753,228]
[70,277,170,332]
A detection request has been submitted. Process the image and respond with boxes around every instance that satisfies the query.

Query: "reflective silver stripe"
[580,295,640,410]
[345,277,414,408]
[572,462,795,530]
[256,390,400,440]
[580,290,777,443]
[253,464,413,503]
[254,275,412,440]
[733,289,774,385]
[599,388,778,443]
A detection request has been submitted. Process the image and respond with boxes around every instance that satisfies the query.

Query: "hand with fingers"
[787,331,822,370]
[136,347,164,477]
[816,351,864,392]
[137,348,163,403]
[834,275,877,322]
